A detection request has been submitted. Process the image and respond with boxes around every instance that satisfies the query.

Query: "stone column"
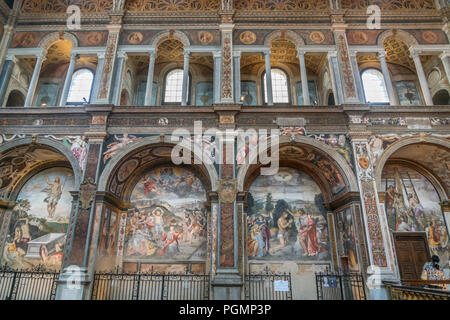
[111,52,127,106]
[213,51,222,104]
[59,53,78,106]
[439,51,450,86]
[96,24,122,104]
[378,51,399,105]
[410,49,433,106]
[233,51,241,104]
[0,54,16,106]
[24,52,46,107]
[327,51,344,105]
[264,50,274,106]
[181,50,190,106]
[349,51,366,103]
[298,49,310,106]
[91,52,105,104]
[144,50,156,106]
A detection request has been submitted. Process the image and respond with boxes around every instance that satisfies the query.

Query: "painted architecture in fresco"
[247,167,330,262]
[2,167,75,270]
[124,167,207,264]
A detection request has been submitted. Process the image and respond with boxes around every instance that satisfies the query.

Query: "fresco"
[195,82,213,106]
[335,208,359,271]
[2,167,75,270]
[124,166,207,262]
[247,167,330,262]
[240,81,257,106]
[296,81,318,106]
[394,81,421,106]
[381,164,449,265]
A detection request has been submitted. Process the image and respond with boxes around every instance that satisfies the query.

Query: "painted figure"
[42,176,62,218]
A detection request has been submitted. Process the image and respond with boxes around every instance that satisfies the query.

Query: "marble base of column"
[212,269,243,300]
[55,266,90,300]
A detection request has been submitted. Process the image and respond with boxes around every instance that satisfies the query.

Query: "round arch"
[5,90,25,107]
[374,136,450,198]
[151,30,191,48]
[236,135,359,193]
[377,29,419,47]
[0,136,83,200]
[97,135,219,193]
[264,30,305,48]
[38,31,79,51]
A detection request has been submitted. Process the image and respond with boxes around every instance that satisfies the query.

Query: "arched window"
[361,69,389,104]
[163,69,189,104]
[263,69,290,104]
[67,68,94,104]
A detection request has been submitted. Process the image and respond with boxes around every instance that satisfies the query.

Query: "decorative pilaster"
[264,50,274,106]
[0,54,16,106]
[24,51,46,107]
[59,53,78,106]
[332,19,359,104]
[298,50,310,105]
[214,51,222,104]
[144,50,156,106]
[220,22,234,103]
[378,51,399,106]
[96,24,122,104]
[410,49,433,106]
[182,50,190,106]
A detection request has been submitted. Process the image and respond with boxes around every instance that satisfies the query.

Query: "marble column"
[233,51,241,104]
[91,52,105,104]
[298,50,310,106]
[111,52,127,106]
[327,51,344,105]
[410,49,433,106]
[439,51,450,86]
[264,50,274,106]
[0,54,16,106]
[144,50,156,106]
[213,51,222,104]
[59,53,78,106]
[349,51,366,103]
[378,51,399,105]
[181,50,190,106]
[24,52,46,107]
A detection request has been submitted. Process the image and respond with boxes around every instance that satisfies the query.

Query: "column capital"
[97,51,106,59]
[184,50,191,58]
[233,51,241,58]
[327,50,338,58]
[377,50,387,59]
[439,50,450,60]
[116,51,128,59]
[409,48,422,58]
[5,53,17,64]
[348,50,357,58]
[148,50,156,59]
[297,49,306,56]
[69,52,79,59]
[213,50,222,58]
[263,50,271,56]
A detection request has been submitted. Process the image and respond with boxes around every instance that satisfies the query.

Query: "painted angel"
[103,134,138,163]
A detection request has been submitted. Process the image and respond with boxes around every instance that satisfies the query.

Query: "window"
[164,69,189,104]
[361,69,389,104]
[67,69,94,104]
[264,69,290,104]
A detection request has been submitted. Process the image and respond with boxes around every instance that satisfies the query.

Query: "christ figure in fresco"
[42,176,63,218]
[298,209,320,257]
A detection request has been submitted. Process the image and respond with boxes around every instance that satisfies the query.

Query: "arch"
[98,135,219,193]
[327,90,335,106]
[432,88,450,105]
[0,136,83,199]
[120,89,130,106]
[374,136,450,198]
[377,29,419,47]
[264,30,305,48]
[5,90,25,107]
[151,30,190,48]
[38,31,79,51]
[236,135,359,193]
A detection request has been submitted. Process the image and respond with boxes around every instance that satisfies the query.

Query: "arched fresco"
[2,167,75,270]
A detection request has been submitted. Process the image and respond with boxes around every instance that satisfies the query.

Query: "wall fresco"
[335,207,359,271]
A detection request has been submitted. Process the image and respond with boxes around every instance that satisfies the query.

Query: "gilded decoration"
[128,32,144,45]
[198,31,214,44]
[384,36,433,72]
[21,0,114,14]
[125,0,221,12]
[421,30,438,44]
[309,31,325,44]
[234,0,329,11]
[341,0,435,10]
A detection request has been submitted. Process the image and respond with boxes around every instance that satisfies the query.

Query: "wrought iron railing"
[0,265,59,300]
[315,271,366,300]
[91,271,210,300]
[244,271,292,300]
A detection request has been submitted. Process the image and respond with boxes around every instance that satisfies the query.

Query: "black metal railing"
[244,272,292,300]
[91,271,210,300]
[316,271,366,300]
[0,265,59,300]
